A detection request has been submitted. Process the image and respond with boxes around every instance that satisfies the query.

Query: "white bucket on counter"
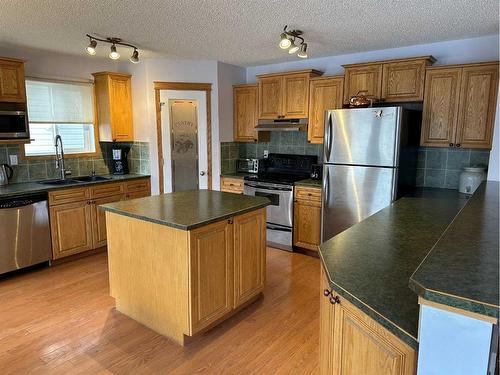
[458,167,486,194]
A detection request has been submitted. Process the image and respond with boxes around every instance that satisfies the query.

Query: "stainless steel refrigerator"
[322,106,421,242]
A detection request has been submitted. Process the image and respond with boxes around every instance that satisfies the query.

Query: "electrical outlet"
[263,150,269,158]
[9,155,18,166]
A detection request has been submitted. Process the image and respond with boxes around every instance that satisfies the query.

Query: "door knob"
[200,171,206,176]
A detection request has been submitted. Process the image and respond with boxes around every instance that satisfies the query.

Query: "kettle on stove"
[0,164,13,186]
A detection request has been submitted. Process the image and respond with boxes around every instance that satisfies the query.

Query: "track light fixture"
[85,34,140,63]
[277,26,309,59]
[297,43,308,59]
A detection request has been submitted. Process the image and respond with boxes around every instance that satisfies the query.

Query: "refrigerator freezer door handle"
[325,113,333,161]
[324,167,330,207]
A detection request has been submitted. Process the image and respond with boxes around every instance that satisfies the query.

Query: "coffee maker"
[111,146,130,175]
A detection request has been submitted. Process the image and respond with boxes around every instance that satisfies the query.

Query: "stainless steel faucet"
[54,135,70,180]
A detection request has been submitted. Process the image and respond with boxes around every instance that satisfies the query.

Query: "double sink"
[38,175,111,186]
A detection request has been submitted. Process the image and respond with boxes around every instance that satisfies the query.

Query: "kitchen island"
[101,190,269,345]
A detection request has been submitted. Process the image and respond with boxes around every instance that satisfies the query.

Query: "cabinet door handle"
[329,295,340,305]
[227,218,233,224]
[455,143,461,148]
[449,143,454,147]
[323,289,340,304]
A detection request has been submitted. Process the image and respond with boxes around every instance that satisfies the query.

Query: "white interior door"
[160,90,208,193]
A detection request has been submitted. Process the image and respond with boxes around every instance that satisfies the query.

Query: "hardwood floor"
[0,248,320,374]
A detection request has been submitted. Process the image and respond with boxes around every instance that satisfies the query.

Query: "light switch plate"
[263,150,269,158]
[9,155,18,165]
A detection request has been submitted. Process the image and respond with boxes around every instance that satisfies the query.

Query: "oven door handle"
[266,224,292,232]
[244,183,292,192]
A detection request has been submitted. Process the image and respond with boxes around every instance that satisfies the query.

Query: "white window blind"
[24,79,96,156]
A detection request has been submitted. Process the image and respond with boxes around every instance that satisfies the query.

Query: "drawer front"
[125,190,150,200]
[49,187,90,206]
[125,178,151,193]
[90,182,124,199]
[221,177,244,191]
[295,186,321,202]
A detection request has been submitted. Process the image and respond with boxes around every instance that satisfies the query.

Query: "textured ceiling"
[0,0,498,66]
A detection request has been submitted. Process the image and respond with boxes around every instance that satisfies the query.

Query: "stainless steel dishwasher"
[0,193,51,275]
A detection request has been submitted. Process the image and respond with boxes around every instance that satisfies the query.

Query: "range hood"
[256,118,308,132]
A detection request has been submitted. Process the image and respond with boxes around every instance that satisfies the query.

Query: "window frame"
[21,78,100,161]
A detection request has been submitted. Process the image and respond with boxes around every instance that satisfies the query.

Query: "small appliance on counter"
[310,164,322,180]
[459,166,486,194]
[0,164,13,186]
[111,146,130,175]
[237,158,265,174]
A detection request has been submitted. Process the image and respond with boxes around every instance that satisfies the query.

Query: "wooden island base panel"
[103,191,269,345]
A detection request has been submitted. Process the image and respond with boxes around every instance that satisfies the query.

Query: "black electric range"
[243,153,317,186]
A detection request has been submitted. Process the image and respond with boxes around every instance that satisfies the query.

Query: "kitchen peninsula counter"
[101,190,269,345]
[319,188,468,348]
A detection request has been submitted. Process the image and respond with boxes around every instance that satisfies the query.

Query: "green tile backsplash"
[0,141,150,183]
[237,132,323,161]
[416,147,490,189]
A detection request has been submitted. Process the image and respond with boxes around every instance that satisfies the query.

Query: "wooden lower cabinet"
[92,194,123,248]
[50,200,93,259]
[320,268,417,375]
[233,209,266,307]
[105,207,267,345]
[190,220,234,333]
[220,177,244,194]
[48,177,151,259]
[293,186,322,251]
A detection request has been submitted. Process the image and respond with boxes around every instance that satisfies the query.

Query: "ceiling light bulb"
[279,33,292,49]
[86,39,97,55]
[109,44,120,60]
[130,49,140,64]
[288,41,299,54]
[297,43,308,58]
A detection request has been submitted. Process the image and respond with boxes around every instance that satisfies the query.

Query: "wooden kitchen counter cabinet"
[100,190,269,345]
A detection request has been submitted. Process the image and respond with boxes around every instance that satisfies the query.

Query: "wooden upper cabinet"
[422,62,499,149]
[258,70,322,119]
[343,56,435,104]
[382,57,435,101]
[233,84,258,142]
[282,73,311,118]
[258,76,282,119]
[0,57,26,102]
[421,67,462,147]
[93,72,134,142]
[343,64,383,104]
[308,76,344,144]
[456,63,499,148]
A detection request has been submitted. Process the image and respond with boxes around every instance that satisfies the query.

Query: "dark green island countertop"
[319,189,468,348]
[101,190,270,230]
[0,174,150,199]
[410,182,499,318]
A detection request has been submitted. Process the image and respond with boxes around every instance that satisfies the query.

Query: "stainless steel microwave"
[0,111,30,139]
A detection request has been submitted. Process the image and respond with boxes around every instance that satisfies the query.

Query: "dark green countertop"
[0,174,150,199]
[410,182,499,318]
[101,190,270,230]
[319,189,467,348]
[295,179,322,188]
